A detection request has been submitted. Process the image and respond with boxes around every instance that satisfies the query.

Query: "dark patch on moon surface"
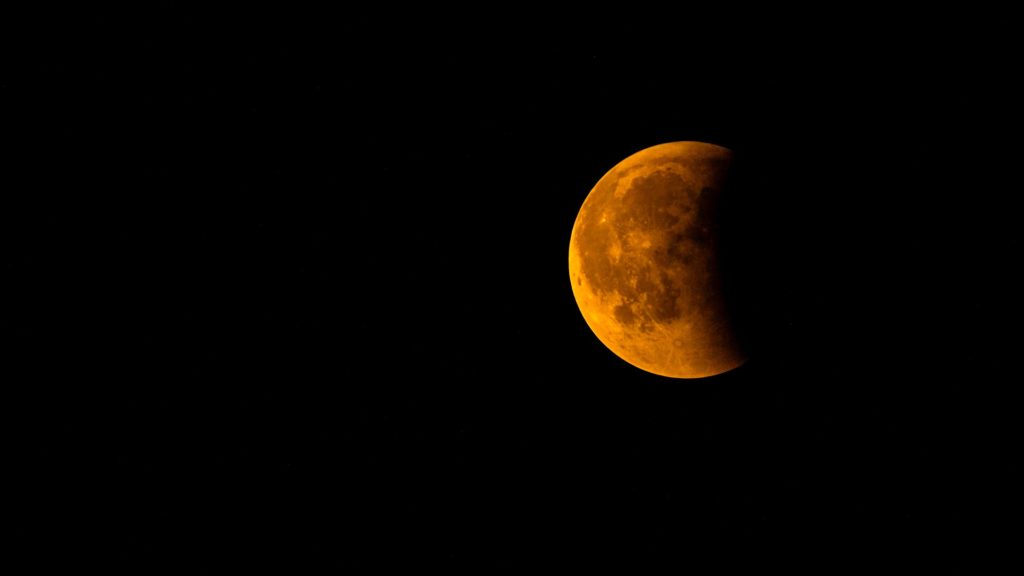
[649,270,683,323]
[613,303,636,326]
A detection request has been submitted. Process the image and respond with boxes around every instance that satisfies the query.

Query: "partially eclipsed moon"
[569,141,744,379]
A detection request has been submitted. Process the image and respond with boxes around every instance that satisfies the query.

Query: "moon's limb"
[569,142,744,379]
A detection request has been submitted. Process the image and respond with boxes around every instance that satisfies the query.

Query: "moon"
[568,141,745,379]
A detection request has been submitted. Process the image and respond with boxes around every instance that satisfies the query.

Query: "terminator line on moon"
[568,141,745,378]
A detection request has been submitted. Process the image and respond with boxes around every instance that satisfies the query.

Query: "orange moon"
[568,141,745,379]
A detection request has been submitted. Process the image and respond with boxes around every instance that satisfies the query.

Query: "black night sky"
[16,9,1013,572]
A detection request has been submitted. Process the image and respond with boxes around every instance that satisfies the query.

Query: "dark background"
[15,9,1014,572]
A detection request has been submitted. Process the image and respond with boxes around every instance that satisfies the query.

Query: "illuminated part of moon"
[568,141,745,379]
